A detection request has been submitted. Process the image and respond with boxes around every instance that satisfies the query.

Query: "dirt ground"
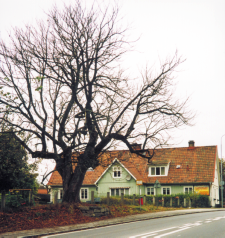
[0,203,182,234]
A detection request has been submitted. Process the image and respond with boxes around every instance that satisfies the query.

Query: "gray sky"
[0,0,225,180]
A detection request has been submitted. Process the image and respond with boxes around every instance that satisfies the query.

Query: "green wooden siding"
[96,161,138,196]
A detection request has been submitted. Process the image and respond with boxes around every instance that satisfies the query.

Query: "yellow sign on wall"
[194,186,209,195]
[136,180,143,185]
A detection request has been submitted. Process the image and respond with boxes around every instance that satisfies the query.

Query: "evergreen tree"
[0,130,38,192]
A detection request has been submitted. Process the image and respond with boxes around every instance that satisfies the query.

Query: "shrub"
[101,196,139,205]
[6,194,24,208]
[145,196,153,205]
[99,192,210,208]
[5,192,32,208]
[191,194,210,208]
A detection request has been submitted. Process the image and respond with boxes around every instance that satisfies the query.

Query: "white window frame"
[110,188,129,196]
[113,166,122,178]
[58,189,63,199]
[149,166,167,176]
[80,188,89,200]
[146,187,155,195]
[184,186,193,194]
[162,187,171,195]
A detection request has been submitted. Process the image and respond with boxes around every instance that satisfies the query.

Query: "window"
[149,166,166,176]
[111,188,129,196]
[184,187,193,194]
[146,187,154,195]
[80,188,88,200]
[162,187,171,195]
[58,189,63,199]
[113,166,122,178]
[87,167,94,171]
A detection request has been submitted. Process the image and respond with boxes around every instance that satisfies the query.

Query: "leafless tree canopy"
[0,2,192,202]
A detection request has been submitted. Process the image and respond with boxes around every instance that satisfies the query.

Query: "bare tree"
[0,2,192,202]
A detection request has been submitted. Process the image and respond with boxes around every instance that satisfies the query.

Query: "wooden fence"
[88,191,193,207]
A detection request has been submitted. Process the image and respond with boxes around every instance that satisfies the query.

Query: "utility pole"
[221,134,225,207]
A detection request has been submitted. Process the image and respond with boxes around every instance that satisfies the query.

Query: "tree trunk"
[59,151,92,203]
[59,144,98,203]
[62,164,87,203]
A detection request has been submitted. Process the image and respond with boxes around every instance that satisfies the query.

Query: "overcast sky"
[0,0,225,180]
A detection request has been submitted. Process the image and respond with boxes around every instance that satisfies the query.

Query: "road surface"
[42,211,225,238]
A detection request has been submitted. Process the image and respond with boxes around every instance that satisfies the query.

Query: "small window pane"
[151,167,155,175]
[163,188,170,195]
[111,189,115,196]
[60,190,63,199]
[81,189,88,199]
[156,167,160,175]
[116,189,119,196]
[185,188,188,194]
[81,189,84,199]
[147,188,154,195]
[161,167,165,175]
[189,188,192,193]
[113,167,121,177]
[150,188,154,195]
[121,188,124,195]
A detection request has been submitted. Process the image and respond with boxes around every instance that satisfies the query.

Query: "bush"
[190,194,210,208]
[6,194,24,208]
[145,196,153,205]
[163,196,170,207]
[99,192,210,208]
[101,196,139,205]
[164,193,210,208]
[5,192,32,208]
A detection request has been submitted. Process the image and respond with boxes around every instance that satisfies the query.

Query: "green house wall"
[52,183,211,203]
[96,161,141,197]
[50,160,212,203]
[93,161,199,197]
[79,185,98,202]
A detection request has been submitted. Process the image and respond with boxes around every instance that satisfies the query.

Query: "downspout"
[209,182,212,206]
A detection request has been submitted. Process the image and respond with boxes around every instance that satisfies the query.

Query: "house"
[36,187,50,203]
[47,141,220,207]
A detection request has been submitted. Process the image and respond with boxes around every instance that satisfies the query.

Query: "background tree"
[0,125,39,192]
[0,2,192,202]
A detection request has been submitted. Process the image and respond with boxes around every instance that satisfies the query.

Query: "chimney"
[131,143,142,150]
[188,140,195,147]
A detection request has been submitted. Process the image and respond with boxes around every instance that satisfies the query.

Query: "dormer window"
[87,167,94,171]
[150,166,165,176]
[148,164,169,176]
[113,166,122,178]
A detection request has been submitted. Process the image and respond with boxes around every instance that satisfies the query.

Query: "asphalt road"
[42,211,225,238]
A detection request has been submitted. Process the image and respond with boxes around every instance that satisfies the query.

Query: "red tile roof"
[37,189,48,195]
[47,145,217,186]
